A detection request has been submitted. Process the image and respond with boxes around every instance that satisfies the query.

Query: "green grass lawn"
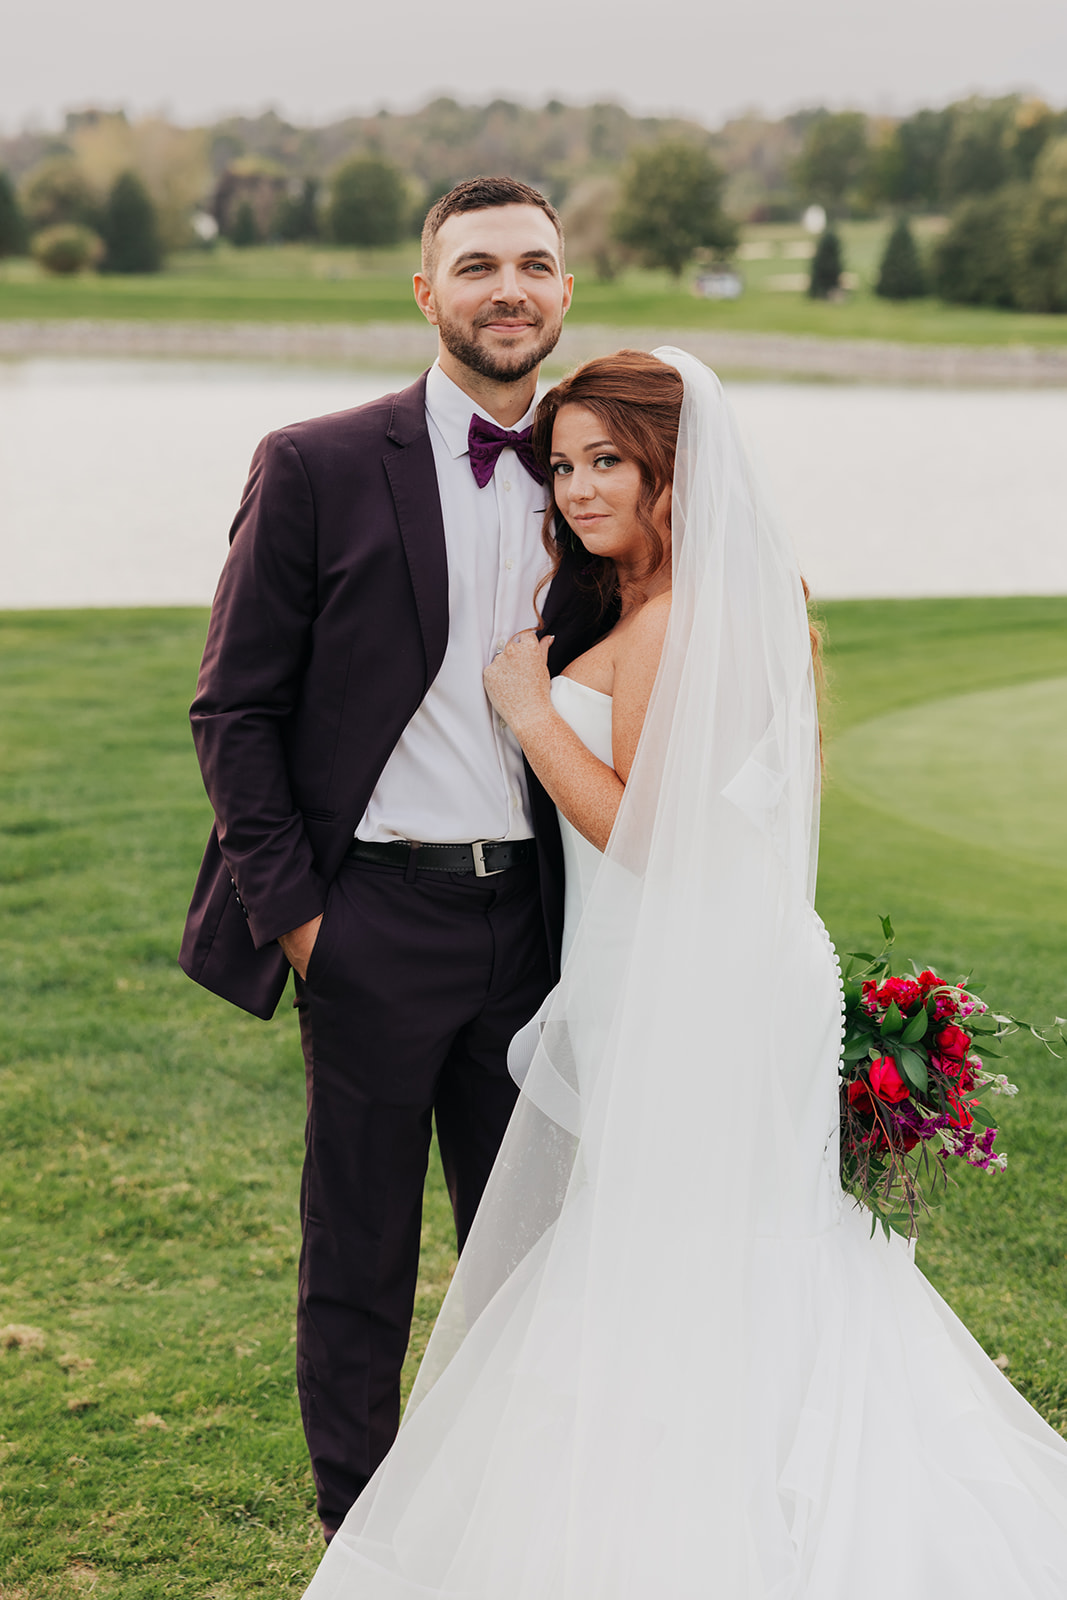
[3,223,1067,347]
[2,597,1067,1596]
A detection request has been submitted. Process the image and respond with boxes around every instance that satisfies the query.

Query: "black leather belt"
[347,837,536,877]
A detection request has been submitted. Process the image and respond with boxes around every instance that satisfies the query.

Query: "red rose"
[868,1055,910,1104]
[917,969,943,993]
[876,977,922,1011]
[936,1024,971,1061]
[847,1080,874,1114]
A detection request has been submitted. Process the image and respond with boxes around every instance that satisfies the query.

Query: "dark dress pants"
[293,854,552,1529]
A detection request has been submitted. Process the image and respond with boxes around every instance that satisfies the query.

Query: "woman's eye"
[593,454,620,469]
[552,462,572,477]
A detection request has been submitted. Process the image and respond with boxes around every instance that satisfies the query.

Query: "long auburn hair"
[532,349,824,691]
[532,350,682,620]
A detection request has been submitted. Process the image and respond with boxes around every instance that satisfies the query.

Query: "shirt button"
[494,637,505,652]
[498,717,507,732]
[503,481,512,492]
[512,795,520,809]
[505,559,514,571]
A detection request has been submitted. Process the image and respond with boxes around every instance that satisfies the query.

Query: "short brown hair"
[533,351,684,618]
[420,176,564,277]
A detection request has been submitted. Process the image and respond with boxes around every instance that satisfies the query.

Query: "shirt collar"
[424,359,538,461]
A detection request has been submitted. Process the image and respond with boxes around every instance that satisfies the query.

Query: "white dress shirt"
[356,361,551,844]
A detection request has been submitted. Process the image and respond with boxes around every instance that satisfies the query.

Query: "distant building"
[694,267,744,300]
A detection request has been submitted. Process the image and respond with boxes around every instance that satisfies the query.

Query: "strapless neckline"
[555,675,612,702]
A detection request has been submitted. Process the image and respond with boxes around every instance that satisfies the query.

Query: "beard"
[437,302,564,383]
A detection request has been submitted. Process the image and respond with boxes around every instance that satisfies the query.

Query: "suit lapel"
[383,373,450,692]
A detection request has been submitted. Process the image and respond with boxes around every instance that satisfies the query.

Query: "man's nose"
[491,267,527,303]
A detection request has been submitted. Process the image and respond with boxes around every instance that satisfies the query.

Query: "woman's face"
[549,404,668,571]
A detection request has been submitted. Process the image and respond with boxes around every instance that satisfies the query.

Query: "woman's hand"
[483,629,555,737]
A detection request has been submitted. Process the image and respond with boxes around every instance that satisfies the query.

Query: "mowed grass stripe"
[830,675,1067,872]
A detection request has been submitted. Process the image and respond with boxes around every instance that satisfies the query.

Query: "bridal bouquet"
[838,918,1061,1239]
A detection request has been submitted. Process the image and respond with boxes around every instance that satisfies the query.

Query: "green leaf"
[881,1001,904,1036]
[842,1037,873,1061]
[968,1106,996,1129]
[880,914,895,942]
[900,1009,928,1045]
[973,1044,1001,1059]
[899,1049,929,1093]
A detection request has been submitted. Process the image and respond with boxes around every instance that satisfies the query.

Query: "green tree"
[933,188,1026,307]
[613,140,737,279]
[231,200,259,247]
[0,169,28,256]
[875,217,926,300]
[274,177,319,242]
[1011,137,1067,313]
[30,223,104,275]
[808,227,844,298]
[869,108,954,209]
[326,156,407,247]
[792,112,870,215]
[939,100,1014,204]
[21,157,99,232]
[99,171,162,273]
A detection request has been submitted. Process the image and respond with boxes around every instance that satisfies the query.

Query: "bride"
[303,348,1067,1597]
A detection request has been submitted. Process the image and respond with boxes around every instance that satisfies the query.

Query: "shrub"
[933,189,1026,307]
[0,169,28,256]
[875,216,927,300]
[326,156,407,247]
[808,227,844,298]
[31,223,104,275]
[100,171,162,273]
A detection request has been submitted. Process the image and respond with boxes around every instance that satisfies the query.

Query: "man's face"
[414,204,573,384]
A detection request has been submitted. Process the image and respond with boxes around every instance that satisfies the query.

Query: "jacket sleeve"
[190,428,327,950]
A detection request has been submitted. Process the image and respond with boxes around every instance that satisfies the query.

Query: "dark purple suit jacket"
[180,371,605,1021]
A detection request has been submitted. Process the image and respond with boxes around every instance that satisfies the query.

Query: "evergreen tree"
[231,200,260,247]
[612,140,737,279]
[933,189,1024,307]
[100,171,162,273]
[326,157,407,247]
[274,177,319,242]
[808,227,844,298]
[0,169,28,256]
[875,216,926,299]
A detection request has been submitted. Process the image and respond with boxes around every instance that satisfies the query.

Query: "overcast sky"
[7,0,1067,133]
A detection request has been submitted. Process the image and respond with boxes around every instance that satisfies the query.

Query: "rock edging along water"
[2,318,1067,386]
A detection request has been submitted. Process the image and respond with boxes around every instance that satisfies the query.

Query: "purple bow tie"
[467,416,545,489]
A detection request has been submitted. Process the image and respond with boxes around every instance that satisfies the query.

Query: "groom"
[180,177,602,1539]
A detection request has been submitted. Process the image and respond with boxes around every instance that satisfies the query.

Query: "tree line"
[1,94,1065,312]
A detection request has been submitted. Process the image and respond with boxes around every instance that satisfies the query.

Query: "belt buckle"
[471,840,506,878]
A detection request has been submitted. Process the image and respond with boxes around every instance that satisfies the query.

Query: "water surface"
[2,359,1065,607]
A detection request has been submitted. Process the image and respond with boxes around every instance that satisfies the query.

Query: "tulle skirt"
[304,1185,1067,1599]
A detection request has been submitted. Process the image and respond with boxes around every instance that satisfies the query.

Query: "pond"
[2,358,1066,608]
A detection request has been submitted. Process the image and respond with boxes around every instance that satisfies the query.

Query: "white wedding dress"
[303,352,1067,1598]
